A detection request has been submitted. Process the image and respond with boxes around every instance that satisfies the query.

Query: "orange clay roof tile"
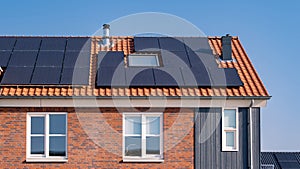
[0,36,269,98]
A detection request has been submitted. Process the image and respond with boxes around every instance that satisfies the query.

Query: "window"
[128,54,160,67]
[123,113,163,162]
[222,109,238,151]
[26,112,67,162]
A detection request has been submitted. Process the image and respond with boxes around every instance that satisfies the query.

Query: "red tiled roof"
[0,36,269,98]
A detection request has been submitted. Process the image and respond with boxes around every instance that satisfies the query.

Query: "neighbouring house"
[0,24,270,168]
[261,152,300,169]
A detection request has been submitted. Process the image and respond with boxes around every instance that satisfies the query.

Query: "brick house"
[0,25,270,168]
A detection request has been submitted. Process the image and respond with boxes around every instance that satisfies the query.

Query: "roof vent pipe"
[221,34,232,60]
[101,24,111,47]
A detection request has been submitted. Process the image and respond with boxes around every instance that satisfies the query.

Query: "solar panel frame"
[0,37,16,51]
[40,37,67,51]
[14,37,41,51]
[31,67,62,85]
[8,51,38,67]
[60,67,90,85]
[97,51,124,68]
[187,51,219,68]
[134,37,160,51]
[0,66,34,85]
[36,51,64,67]
[0,51,12,67]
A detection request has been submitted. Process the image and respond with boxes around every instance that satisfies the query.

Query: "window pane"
[226,132,235,147]
[31,117,45,134]
[50,114,66,134]
[146,116,160,135]
[49,136,66,156]
[31,136,44,154]
[146,136,160,155]
[129,55,158,66]
[224,109,236,128]
[125,116,141,135]
[125,136,141,156]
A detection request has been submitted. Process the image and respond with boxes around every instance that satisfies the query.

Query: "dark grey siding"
[251,107,261,169]
[195,107,261,169]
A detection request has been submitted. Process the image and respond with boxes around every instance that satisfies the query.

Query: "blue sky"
[1,0,299,151]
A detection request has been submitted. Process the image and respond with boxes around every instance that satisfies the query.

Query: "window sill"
[222,149,239,152]
[123,158,164,163]
[26,157,68,163]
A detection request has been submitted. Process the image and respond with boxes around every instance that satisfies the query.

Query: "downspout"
[249,99,254,169]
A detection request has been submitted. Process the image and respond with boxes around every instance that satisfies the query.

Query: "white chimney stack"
[102,24,110,47]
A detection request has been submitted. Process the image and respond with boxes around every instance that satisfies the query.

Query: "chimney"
[221,34,232,60]
[102,24,111,47]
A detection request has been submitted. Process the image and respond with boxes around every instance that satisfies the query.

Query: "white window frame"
[222,108,239,151]
[26,112,68,162]
[123,112,164,162]
[128,54,160,67]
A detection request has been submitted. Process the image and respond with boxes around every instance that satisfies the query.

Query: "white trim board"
[0,98,268,108]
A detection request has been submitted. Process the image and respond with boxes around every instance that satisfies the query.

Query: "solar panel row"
[0,37,91,85]
[134,37,214,53]
[96,64,242,87]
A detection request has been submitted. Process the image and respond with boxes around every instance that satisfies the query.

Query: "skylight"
[128,54,160,67]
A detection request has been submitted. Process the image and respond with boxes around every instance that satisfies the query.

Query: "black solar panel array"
[275,153,300,169]
[262,152,300,169]
[96,37,242,87]
[0,37,91,85]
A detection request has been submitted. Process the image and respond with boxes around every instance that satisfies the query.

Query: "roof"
[0,36,270,98]
[261,152,300,169]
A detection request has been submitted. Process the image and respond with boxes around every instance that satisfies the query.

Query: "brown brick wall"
[0,107,194,169]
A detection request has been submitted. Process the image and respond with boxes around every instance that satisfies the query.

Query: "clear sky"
[1,0,299,151]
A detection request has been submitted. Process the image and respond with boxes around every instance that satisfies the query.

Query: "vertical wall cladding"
[0,107,194,169]
[250,107,261,169]
[195,108,250,169]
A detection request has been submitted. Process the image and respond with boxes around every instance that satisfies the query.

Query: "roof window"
[128,54,160,67]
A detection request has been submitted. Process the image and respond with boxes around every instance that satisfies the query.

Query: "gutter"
[0,95,272,100]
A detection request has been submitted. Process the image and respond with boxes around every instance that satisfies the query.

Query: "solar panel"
[97,51,124,68]
[158,37,185,51]
[63,51,90,68]
[209,68,243,87]
[66,37,91,51]
[0,37,16,51]
[153,67,184,87]
[40,37,67,51]
[276,153,298,162]
[36,51,64,67]
[60,67,89,85]
[134,37,160,51]
[1,67,34,85]
[14,37,41,51]
[31,67,62,84]
[187,51,218,68]
[96,67,126,87]
[279,162,300,169]
[0,51,12,67]
[181,67,211,86]
[125,68,155,87]
[161,51,191,67]
[8,51,38,67]
[182,37,213,53]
